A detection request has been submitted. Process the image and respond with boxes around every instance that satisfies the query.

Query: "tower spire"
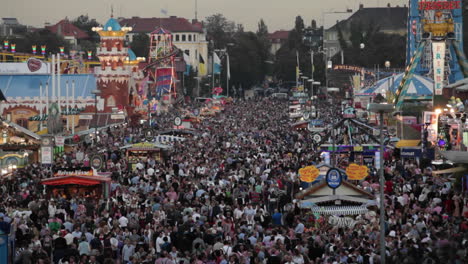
[111,4,114,18]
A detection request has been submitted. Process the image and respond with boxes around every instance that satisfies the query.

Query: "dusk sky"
[1,0,407,31]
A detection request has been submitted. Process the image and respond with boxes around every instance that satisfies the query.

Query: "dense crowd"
[0,98,468,264]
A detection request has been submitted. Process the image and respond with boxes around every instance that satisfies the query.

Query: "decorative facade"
[92,17,133,112]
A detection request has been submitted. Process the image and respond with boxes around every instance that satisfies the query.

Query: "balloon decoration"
[299,165,320,183]
[346,163,369,180]
[32,45,37,55]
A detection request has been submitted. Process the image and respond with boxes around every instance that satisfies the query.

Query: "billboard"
[0,59,49,74]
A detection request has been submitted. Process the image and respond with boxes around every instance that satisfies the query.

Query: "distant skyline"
[1,0,408,32]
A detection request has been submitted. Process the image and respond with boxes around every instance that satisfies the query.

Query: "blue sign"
[326,168,342,189]
[0,234,8,264]
[309,119,324,126]
[400,148,421,158]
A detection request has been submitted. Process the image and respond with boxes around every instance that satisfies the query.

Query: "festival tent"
[360,73,433,98]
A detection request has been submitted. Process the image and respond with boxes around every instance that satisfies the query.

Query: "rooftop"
[119,16,203,33]
[46,19,89,39]
[268,30,290,41]
[328,6,408,31]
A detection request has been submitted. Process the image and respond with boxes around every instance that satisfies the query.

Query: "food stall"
[123,142,170,171]
[0,120,40,176]
[41,169,111,198]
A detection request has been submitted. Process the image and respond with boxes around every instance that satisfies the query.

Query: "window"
[184,50,190,56]
[182,34,186,41]
[188,35,192,42]
[16,118,28,129]
[107,96,116,107]
[175,34,180,41]
[193,34,197,42]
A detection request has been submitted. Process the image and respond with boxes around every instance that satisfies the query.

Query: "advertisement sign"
[155,67,174,98]
[0,60,49,74]
[432,42,446,95]
[418,1,461,10]
[91,155,104,170]
[54,170,93,177]
[326,168,342,189]
[375,151,381,170]
[299,165,320,183]
[346,163,369,180]
[55,136,65,147]
[41,146,52,164]
[400,148,421,158]
[423,111,438,142]
[309,119,324,126]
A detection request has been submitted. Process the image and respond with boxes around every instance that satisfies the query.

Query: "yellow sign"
[131,142,155,148]
[299,165,320,183]
[346,163,369,180]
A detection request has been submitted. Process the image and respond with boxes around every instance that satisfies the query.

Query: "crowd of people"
[0,97,467,264]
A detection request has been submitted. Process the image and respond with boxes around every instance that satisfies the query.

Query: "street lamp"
[367,102,394,264]
[91,89,101,145]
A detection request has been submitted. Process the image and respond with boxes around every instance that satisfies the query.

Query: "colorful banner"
[432,42,446,95]
[155,67,173,98]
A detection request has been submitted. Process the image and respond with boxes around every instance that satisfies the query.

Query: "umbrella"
[361,73,433,97]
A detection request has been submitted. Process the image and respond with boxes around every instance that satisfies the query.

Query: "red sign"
[418,1,461,10]
[27,58,42,72]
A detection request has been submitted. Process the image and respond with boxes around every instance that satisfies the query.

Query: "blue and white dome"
[103,17,122,31]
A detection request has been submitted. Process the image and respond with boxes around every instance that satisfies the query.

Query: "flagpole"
[226,52,230,97]
[212,51,215,92]
[296,50,299,90]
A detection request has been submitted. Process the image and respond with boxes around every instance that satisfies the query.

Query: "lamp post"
[91,90,101,145]
[367,103,394,264]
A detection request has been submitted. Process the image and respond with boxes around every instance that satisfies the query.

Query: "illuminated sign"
[54,170,93,177]
[432,42,446,95]
[418,1,461,10]
[332,65,375,76]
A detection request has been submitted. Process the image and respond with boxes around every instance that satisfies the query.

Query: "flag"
[183,52,191,76]
[161,9,168,15]
[198,54,206,75]
[227,54,230,80]
[213,52,221,74]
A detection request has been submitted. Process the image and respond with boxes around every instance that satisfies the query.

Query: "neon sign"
[418,1,461,10]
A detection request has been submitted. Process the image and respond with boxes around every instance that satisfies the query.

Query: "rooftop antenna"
[195,0,198,20]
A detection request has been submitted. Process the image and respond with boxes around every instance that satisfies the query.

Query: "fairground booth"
[0,119,40,176]
[122,142,171,171]
[40,168,111,198]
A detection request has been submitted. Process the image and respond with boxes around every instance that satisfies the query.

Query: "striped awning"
[310,205,369,216]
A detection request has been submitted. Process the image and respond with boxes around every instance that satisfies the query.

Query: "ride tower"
[145,27,178,111]
[395,0,467,109]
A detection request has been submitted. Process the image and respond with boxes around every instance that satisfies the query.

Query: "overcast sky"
[1,0,407,31]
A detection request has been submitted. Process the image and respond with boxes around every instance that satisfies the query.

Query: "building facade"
[118,16,208,75]
[324,4,408,58]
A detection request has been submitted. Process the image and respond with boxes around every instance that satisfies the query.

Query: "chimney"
[387,3,391,7]
[359,4,364,9]
[44,22,51,28]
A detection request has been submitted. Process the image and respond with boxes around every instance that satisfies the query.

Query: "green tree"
[229,32,265,89]
[72,15,100,41]
[6,29,70,55]
[205,14,236,49]
[129,33,150,58]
